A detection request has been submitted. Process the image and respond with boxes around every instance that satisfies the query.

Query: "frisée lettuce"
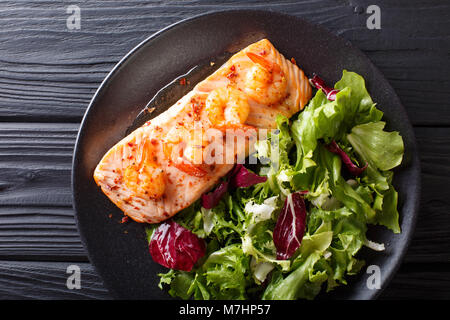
[146,70,404,300]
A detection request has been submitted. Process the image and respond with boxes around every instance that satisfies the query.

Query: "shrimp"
[183,125,208,165]
[204,87,250,127]
[123,139,166,199]
[244,52,288,105]
[163,125,209,173]
[124,163,165,199]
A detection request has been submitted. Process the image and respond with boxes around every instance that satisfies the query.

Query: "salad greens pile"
[146,70,404,300]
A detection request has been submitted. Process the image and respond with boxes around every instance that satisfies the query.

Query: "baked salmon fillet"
[93,39,312,223]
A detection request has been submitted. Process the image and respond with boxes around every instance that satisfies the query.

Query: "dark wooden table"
[0,0,449,299]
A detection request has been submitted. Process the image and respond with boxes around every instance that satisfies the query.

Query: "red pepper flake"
[108,214,112,219]
[260,50,267,56]
[191,98,203,121]
[226,65,238,79]
[226,71,238,79]
[290,57,297,65]
[179,77,187,85]
[150,139,158,145]
[121,216,130,224]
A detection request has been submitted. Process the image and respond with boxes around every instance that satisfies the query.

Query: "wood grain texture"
[381,263,450,300]
[0,260,448,300]
[0,123,77,206]
[0,0,448,124]
[0,206,86,260]
[0,0,448,299]
[404,127,450,263]
[0,261,110,299]
[0,123,86,260]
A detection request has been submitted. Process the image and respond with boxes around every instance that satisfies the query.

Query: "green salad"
[146,70,404,300]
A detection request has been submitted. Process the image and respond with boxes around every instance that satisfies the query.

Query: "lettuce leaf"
[291,70,383,174]
[201,244,252,299]
[335,70,383,126]
[158,243,252,300]
[372,184,401,233]
[347,121,404,172]
[346,121,403,232]
[262,252,322,300]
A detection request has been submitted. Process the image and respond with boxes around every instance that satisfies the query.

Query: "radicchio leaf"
[149,220,206,271]
[273,192,307,260]
[201,164,267,208]
[326,140,368,176]
[201,180,229,209]
[229,164,267,188]
[309,74,339,101]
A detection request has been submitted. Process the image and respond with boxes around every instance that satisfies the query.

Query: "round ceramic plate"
[72,10,420,299]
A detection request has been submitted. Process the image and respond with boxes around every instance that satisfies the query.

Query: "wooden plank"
[381,263,450,300]
[0,206,86,260]
[0,123,86,260]
[0,0,448,124]
[403,127,450,263]
[0,123,77,206]
[0,261,110,299]
[367,50,450,126]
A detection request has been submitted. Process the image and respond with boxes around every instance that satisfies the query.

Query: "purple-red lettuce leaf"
[325,140,368,176]
[309,74,340,101]
[273,192,307,260]
[201,180,229,209]
[229,164,267,188]
[149,220,206,271]
[201,164,267,209]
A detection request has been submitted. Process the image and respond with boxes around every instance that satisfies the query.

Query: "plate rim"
[72,8,421,300]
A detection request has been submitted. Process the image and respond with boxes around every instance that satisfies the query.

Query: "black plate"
[72,10,420,300]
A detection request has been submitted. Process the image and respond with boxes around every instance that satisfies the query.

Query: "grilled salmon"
[93,39,312,223]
